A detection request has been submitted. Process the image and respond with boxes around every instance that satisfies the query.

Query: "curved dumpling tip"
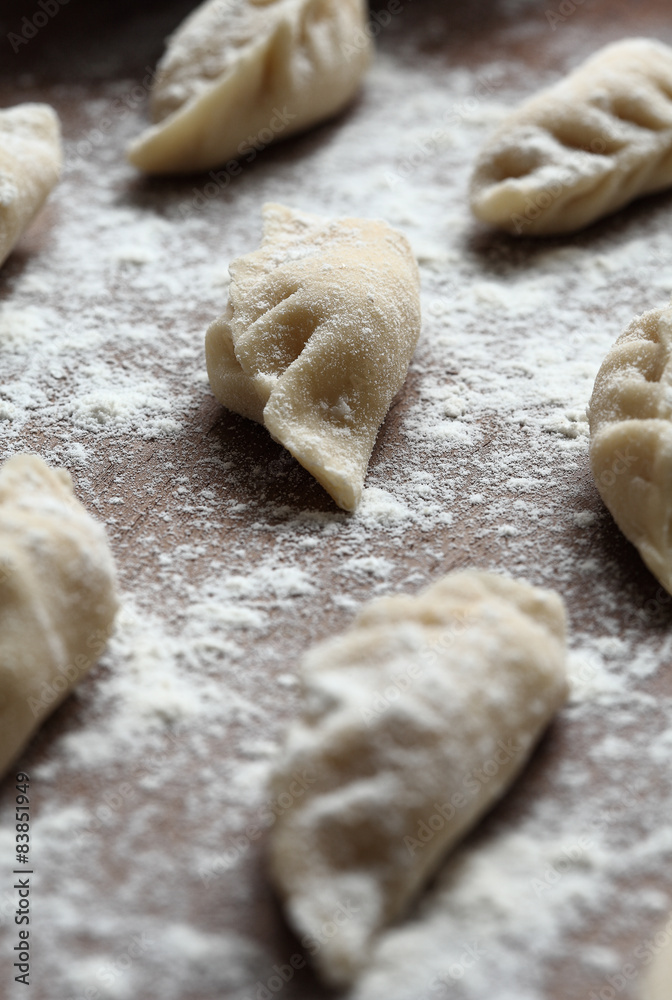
[589,303,672,594]
[127,0,372,175]
[205,203,421,511]
[0,455,118,778]
[266,570,568,987]
[470,38,672,236]
[0,103,62,268]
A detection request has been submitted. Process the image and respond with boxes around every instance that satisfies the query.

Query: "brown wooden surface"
[1,2,672,999]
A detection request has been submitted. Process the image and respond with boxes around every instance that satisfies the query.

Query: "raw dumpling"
[470,38,672,236]
[205,203,421,511]
[0,455,118,778]
[0,103,62,268]
[127,0,372,174]
[267,570,568,987]
[589,303,672,594]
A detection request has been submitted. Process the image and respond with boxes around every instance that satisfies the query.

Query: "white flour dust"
[1,6,672,1000]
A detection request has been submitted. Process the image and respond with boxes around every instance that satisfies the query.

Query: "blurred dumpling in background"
[127,0,372,174]
[0,103,62,268]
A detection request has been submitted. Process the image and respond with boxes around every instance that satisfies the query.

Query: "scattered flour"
[0,4,672,1000]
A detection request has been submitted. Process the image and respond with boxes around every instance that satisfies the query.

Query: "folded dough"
[268,570,568,987]
[127,0,372,174]
[0,455,118,778]
[206,203,421,511]
[589,304,672,594]
[470,38,672,235]
[0,103,62,268]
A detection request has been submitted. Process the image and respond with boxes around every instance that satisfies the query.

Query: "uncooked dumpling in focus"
[0,103,62,268]
[205,203,421,511]
[470,38,672,236]
[0,455,118,778]
[127,0,372,174]
[589,303,672,595]
[268,570,568,987]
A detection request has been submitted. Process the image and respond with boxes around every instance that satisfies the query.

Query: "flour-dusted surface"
[1,2,672,999]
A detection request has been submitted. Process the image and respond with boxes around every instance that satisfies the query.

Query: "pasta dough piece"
[205,203,421,511]
[470,38,672,236]
[268,570,568,987]
[127,0,371,174]
[0,455,118,778]
[0,103,62,268]
[589,303,672,594]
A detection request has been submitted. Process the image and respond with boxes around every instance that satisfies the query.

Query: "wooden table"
[1,2,672,998]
